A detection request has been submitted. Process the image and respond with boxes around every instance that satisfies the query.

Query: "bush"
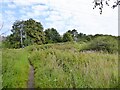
[81,36,118,53]
[63,32,73,42]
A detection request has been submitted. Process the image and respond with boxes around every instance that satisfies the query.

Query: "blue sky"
[0,0,118,36]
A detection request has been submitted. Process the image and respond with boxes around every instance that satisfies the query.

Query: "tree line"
[2,18,118,48]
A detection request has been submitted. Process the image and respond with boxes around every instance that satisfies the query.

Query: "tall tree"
[10,20,25,48]
[5,18,45,48]
[24,18,45,45]
[44,28,61,43]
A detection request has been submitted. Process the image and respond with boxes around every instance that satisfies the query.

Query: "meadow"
[2,42,119,88]
[0,42,2,89]
[2,49,29,88]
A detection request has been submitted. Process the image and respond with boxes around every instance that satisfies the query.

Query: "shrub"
[81,36,118,53]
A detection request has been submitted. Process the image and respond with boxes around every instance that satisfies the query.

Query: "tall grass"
[0,42,2,89]
[2,49,29,88]
[28,43,118,88]
[2,42,118,88]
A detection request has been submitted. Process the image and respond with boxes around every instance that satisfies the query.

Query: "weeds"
[2,42,118,88]
[2,49,29,88]
[28,43,118,88]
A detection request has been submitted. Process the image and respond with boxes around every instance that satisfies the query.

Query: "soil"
[28,64,34,88]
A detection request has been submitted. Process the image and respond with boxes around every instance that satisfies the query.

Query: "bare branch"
[93,0,119,14]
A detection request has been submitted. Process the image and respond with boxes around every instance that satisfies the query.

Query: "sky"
[0,0,118,36]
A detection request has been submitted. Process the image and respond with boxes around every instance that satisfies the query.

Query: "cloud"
[31,5,48,11]
[1,0,118,36]
[7,3,16,9]
[0,12,2,20]
[47,0,118,35]
[1,9,17,35]
[3,0,49,6]
[20,4,49,20]
[4,10,15,15]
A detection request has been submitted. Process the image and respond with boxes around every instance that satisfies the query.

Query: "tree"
[66,29,78,41]
[44,28,61,43]
[63,32,73,42]
[2,34,20,48]
[24,18,45,45]
[93,0,120,14]
[4,18,45,48]
[10,20,25,48]
[77,33,87,42]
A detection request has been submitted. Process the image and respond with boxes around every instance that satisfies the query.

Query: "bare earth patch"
[28,64,34,88]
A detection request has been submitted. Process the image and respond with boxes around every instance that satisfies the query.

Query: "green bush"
[81,36,118,53]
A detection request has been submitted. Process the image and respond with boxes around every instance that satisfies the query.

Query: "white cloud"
[2,0,118,36]
[4,0,49,6]
[46,0,118,35]
[4,10,15,15]
[0,12,2,20]
[7,4,16,9]
[19,4,49,20]
[1,9,17,35]
[32,5,48,11]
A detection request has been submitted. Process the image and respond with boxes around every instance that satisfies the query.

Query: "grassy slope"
[27,43,118,88]
[0,42,2,89]
[2,49,29,88]
[2,42,118,88]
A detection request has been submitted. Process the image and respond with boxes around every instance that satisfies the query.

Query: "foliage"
[44,28,61,43]
[63,32,73,42]
[4,18,45,48]
[2,34,21,48]
[24,18,45,45]
[88,36,118,53]
[66,29,78,41]
[3,18,118,50]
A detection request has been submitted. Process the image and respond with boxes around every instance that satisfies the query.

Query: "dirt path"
[28,64,34,88]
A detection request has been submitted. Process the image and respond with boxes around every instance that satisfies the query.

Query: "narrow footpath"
[28,63,34,88]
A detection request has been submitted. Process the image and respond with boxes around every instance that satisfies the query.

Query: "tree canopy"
[2,18,118,49]
[44,28,61,43]
[4,19,45,48]
[63,32,73,42]
[66,29,78,41]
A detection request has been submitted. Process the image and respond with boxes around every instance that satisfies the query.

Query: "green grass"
[2,42,119,88]
[2,49,29,88]
[0,44,2,89]
[28,43,118,88]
